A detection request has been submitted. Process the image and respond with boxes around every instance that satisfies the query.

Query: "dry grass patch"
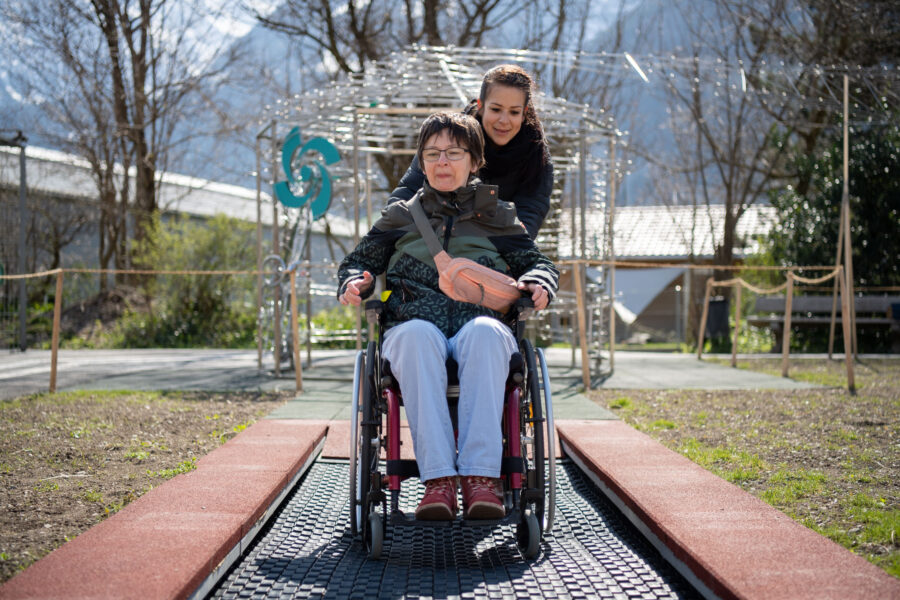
[0,390,289,583]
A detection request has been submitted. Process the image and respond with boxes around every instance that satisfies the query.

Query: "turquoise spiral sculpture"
[274,126,341,219]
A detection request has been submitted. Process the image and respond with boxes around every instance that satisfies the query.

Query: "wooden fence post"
[290,269,303,393]
[781,272,794,378]
[573,261,591,390]
[49,270,63,393]
[696,277,713,359]
[838,266,856,393]
[731,282,743,368]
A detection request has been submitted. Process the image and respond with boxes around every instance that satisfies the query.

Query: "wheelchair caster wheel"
[517,510,540,559]
[366,512,384,560]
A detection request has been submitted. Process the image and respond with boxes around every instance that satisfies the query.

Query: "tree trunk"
[423,0,443,45]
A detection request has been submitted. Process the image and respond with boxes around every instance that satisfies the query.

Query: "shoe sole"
[463,501,505,520]
[415,503,456,521]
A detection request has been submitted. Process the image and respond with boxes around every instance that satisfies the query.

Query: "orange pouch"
[433,251,520,313]
[410,193,520,313]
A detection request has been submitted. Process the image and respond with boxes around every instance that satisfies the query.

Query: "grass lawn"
[589,357,899,578]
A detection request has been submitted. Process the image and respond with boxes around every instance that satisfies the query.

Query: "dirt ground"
[588,357,899,578]
[0,390,289,583]
[1,359,897,584]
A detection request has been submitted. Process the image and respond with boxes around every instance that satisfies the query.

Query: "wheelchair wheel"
[349,350,364,537]
[350,342,382,551]
[536,348,556,533]
[517,510,541,559]
[520,339,547,530]
[367,512,384,559]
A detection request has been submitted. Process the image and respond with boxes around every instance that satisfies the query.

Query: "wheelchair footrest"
[387,458,526,479]
[389,509,522,528]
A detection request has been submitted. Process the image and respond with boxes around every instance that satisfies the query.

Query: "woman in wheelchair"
[338,111,558,522]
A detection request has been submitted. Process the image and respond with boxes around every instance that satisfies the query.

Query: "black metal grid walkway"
[209,460,700,599]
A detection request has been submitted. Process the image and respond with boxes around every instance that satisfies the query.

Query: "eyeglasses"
[421,147,469,162]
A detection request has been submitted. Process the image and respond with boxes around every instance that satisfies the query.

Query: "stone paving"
[0,347,820,403]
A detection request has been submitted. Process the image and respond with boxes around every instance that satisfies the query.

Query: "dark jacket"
[389,154,553,240]
[338,180,559,338]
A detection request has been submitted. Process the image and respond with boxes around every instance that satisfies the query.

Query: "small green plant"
[124,450,150,461]
[33,480,59,492]
[608,397,633,410]
[762,468,827,505]
[147,457,196,478]
[649,419,676,430]
[209,420,254,443]
[830,428,858,443]
[231,421,251,435]
[82,490,103,503]
[790,370,848,387]
[677,438,767,484]
[103,490,139,518]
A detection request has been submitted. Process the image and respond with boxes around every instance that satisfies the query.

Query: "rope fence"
[0,266,344,394]
[695,266,857,392]
[4,261,885,395]
[555,260,860,390]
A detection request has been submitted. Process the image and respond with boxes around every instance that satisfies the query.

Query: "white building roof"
[0,145,358,238]
[558,203,777,260]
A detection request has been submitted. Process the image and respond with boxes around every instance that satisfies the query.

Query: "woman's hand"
[517,281,549,311]
[339,271,374,306]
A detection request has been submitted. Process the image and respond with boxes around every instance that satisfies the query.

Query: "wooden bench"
[747,295,900,352]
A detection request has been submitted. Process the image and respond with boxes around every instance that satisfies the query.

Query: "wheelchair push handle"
[514,295,535,320]
[364,299,384,323]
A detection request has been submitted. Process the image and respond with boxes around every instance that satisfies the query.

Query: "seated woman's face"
[421,130,478,192]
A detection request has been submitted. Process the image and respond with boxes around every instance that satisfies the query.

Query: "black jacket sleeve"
[511,160,553,240]
[493,233,559,302]
[388,155,426,204]
[336,227,404,300]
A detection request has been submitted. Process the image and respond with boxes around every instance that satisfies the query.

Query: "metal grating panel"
[209,460,700,599]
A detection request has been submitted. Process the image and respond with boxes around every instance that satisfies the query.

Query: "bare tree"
[726,0,900,197]
[88,0,243,253]
[249,0,534,75]
[648,0,899,277]
[2,2,130,288]
[3,0,243,285]
[644,0,795,274]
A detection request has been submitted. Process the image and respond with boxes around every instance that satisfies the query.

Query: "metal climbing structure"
[255,46,624,378]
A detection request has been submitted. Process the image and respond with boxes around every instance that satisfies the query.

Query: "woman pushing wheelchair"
[337,111,558,521]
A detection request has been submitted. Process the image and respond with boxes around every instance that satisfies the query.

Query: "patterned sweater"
[337,180,559,338]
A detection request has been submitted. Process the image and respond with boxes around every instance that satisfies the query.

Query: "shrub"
[110,214,258,348]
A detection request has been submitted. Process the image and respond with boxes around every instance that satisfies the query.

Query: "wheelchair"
[349,296,556,560]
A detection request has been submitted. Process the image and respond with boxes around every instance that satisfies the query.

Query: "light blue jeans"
[382,317,517,483]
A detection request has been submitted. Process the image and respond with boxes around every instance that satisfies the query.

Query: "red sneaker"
[461,476,505,520]
[415,476,458,521]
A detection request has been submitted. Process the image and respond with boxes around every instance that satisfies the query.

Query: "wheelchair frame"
[349,297,556,559]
